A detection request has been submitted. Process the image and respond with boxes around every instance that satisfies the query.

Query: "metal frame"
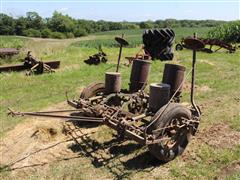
[8,33,204,157]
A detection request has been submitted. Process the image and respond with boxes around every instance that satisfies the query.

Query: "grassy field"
[72,27,212,48]
[0,27,239,179]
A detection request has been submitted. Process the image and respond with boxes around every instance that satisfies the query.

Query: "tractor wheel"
[80,82,105,99]
[202,48,213,53]
[148,103,193,162]
[142,28,175,61]
[175,44,183,51]
[101,57,108,63]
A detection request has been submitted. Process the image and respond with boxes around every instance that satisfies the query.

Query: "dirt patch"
[183,82,212,93]
[218,161,240,180]
[0,100,171,179]
[197,123,240,149]
[0,119,67,169]
[2,102,238,179]
[180,123,240,164]
[198,85,212,92]
[0,101,98,176]
[199,59,215,66]
[59,64,81,72]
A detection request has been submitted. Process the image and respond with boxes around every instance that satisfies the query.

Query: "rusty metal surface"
[105,72,121,94]
[0,48,19,57]
[176,37,235,53]
[184,37,205,50]
[115,37,129,47]
[0,60,60,73]
[162,63,186,99]
[9,83,200,162]
[149,83,170,113]
[201,38,235,53]
[0,52,60,74]
[115,35,129,72]
[7,32,204,163]
[129,59,151,92]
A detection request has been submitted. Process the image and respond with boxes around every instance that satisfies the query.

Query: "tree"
[0,12,230,39]
[26,12,44,29]
[0,14,15,35]
[74,28,87,37]
[41,28,52,38]
[47,11,75,33]
[23,28,41,37]
[139,21,154,29]
[15,16,27,35]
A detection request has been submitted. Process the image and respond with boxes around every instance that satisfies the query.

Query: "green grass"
[0,36,28,49]
[170,145,240,179]
[72,36,141,48]
[0,36,30,65]
[93,27,212,39]
[72,27,212,48]
[0,28,239,179]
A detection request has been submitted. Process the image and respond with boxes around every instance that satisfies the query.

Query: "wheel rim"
[160,116,190,151]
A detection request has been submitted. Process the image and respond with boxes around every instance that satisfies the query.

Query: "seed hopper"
[8,32,205,162]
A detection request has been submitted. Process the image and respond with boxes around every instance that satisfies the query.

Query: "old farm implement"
[125,28,175,66]
[0,48,20,58]
[8,32,204,162]
[176,37,236,53]
[84,46,108,65]
[0,51,60,75]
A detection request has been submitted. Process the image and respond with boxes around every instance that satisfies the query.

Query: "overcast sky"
[1,0,240,21]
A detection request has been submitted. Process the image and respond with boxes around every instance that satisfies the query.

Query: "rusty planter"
[162,63,186,98]
[105,72,121,94]
[129,59,151,92]
[149,83,171,112]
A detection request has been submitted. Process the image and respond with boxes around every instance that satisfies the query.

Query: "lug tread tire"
[143,28,175,61]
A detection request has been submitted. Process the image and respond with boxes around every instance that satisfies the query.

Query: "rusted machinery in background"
[0,48,20,58]
[0,51,60,75]
[143,28,175,60]
[125,28,175,66]
[176,37,236,53]
[9,32,204,163]
[84,46,108,65]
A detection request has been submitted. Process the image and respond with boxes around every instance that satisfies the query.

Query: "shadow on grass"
[70,112,102,128]
[66,123,166,179]
[2,123,165,179]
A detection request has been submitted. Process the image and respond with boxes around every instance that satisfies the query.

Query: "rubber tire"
[175,44,183,51]
[148,103,192,162]
[101,57,108,63]
[143,28,175,61]
[80,82,105,99]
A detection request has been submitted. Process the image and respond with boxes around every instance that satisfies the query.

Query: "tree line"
[0,11,228,39]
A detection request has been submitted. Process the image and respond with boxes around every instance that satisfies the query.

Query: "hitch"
[7,107,104,123]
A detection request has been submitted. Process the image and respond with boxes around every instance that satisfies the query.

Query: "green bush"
[41,28,52,38]
[23,28,41,37]
[50,32,66,39]
[74,28,87,37]
[208,20,240,43]
[66,32,75,38]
